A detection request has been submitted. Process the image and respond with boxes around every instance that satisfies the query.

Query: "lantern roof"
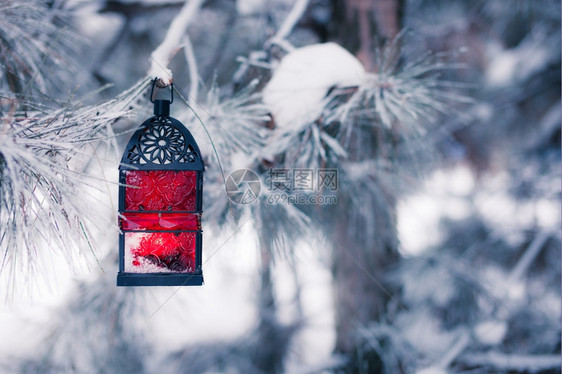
[120,115,204,171]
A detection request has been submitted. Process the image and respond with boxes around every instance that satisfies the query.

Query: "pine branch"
[416,230,555,373]
[0,78,150,291]
[328,41,471,139]
[148,0,205,87]
[182,35,199,101]
[0,0,83,94]
[177,80,270,159]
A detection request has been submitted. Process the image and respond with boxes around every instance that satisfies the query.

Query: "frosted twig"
[508,230,550,282]
[148,0,204,86]
[266,0,309,50]
[183,35,199,101]
[459,352,561,371]
[436,330,471,368]
[233,0,308,81]
[416,330,471,373]
[267,38,295,53]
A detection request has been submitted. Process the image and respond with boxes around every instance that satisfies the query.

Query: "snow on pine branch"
[261,38,468,168]
[262,43,364,167]
[149,0,204,87]
[263,43,365,132]
[0,78,150,288]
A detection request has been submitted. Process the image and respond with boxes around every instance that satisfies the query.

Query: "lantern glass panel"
[125,170,197,211]
[124,232,197,273]
[120,212,200,231]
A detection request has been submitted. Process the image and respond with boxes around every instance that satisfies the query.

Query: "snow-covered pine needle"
[0,0,82,94]
[174,79,270,166]
[261,43,364,168]
[327,35,471,143]
[199,80,270,158]
[261,38,468,170]
[254,192,312,260]
[0,78,150,290]
[174,82,270,228]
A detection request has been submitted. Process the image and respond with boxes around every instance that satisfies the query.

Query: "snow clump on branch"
[263,43,365,131]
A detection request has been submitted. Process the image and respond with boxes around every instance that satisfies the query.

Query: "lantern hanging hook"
[151,79,174,116]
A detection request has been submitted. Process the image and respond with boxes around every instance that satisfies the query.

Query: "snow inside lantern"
[117,83,204,286]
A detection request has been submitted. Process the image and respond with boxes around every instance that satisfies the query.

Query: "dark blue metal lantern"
[117,82,204,286]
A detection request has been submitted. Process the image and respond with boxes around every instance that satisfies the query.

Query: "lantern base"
[117,272,203,286]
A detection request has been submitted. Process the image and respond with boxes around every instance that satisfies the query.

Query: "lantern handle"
[150,80,174,104]
[151,80,174,116]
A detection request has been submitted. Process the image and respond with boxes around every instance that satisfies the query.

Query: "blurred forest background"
[0,0,560,373]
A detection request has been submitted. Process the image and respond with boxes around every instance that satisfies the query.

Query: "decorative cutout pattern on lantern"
[117,84,204,287]
[125,118,198,165]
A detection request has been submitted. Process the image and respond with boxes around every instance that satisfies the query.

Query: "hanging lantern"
[117,82,204,286]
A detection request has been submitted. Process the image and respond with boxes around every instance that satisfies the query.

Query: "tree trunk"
[251,231,293,374]
[331,196,400,372]
[330,0,403,69]
[326,2,404,370]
